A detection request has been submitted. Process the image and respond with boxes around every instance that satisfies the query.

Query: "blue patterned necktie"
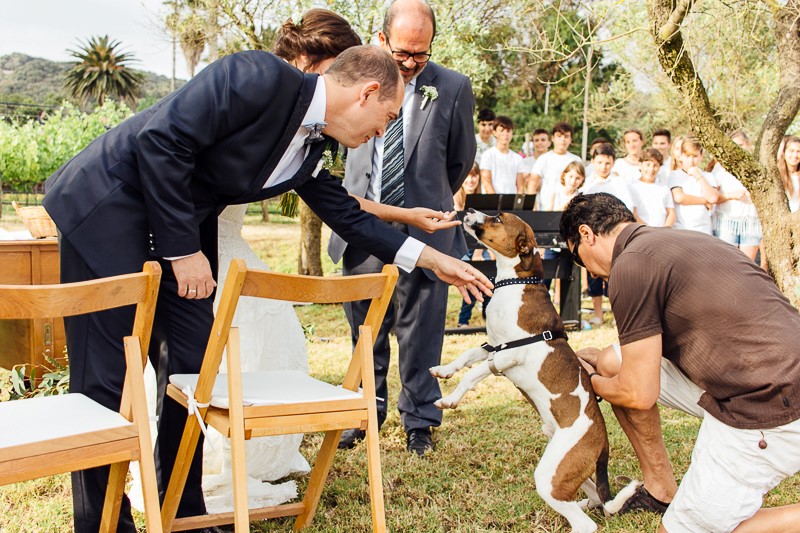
[381,110,404,207]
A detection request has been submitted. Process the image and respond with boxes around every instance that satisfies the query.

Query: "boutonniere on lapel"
[420,85,438,110]
[279,143,339,217]
[312,148,335,178]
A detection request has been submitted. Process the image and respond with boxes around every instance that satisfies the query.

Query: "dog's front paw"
[429,365,455,379]
[435,395,460,410]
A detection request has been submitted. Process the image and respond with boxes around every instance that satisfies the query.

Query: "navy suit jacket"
[328,61,476,279]
[44,51,406,278]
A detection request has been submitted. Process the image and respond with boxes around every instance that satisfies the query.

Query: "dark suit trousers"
[342,231,448,432]
[59,237,209,533]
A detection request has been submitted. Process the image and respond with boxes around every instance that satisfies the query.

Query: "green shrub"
[0,101,133,192]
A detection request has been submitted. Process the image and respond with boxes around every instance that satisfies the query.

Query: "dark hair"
[591,143,616,160]
[652,129,671,142]
[384,0,437,41]
[590,137,610,148]
[533,128,549,137]
[477,108,496,122]
[274,9,361,71]
[493,115,514,131]
[641,148,664,165]
[552,121,574,135]
[326,45,401,102]
[559,193,636,245]
[623,129,643,141]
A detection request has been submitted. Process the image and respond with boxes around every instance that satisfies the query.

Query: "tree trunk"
[260,199,269,222]
[297,200,323,276]
[647,0,800,305]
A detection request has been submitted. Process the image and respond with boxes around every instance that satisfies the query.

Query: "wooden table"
[0,239,66,371]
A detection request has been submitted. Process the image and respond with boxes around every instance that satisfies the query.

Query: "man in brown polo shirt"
[560,192,800,533]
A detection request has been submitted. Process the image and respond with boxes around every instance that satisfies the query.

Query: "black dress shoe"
[338,428,367,449]
[406,428,434,456]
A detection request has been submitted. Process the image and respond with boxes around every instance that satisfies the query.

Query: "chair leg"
[229,414,250,531]
[99,460,129,533]
[293,429,343,531]
[161,420,204,531]
[365,416,387,532]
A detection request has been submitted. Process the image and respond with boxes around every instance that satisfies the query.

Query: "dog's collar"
[481,330,569,376]
[490,276,544,289]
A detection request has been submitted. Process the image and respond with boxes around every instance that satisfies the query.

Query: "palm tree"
[64,35,146,108]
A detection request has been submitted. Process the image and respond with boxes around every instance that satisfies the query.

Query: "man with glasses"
[329,0,476,456]
[560,192,800,532]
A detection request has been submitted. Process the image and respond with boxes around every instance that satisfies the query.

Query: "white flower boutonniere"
[420,85,438,110]
[312,149,335,178]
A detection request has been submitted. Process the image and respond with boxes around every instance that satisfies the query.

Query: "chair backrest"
[0,262,162,353]
[192,259,399,403]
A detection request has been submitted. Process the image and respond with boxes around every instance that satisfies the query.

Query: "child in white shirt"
[669,137,719,235]
[634,148,675,226]
[480,116,524,194]
[529,122,582,208]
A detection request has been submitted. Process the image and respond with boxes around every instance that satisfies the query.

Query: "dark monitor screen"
[464,194,536,211]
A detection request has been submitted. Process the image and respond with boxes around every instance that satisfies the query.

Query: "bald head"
[383,0,436,40]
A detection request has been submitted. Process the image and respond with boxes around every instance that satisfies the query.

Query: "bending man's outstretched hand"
[417,246,494,303]
[404,208,461,233]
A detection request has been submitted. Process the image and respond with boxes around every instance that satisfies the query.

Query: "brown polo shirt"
[609,224,800,430]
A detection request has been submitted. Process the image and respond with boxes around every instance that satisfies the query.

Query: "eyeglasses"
[570,239,585,269]
[386,36,431,64]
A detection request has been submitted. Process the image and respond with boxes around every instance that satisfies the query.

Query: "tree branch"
[657,0,695,42]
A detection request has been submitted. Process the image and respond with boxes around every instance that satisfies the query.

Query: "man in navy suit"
[329,0,477,455]
[44,45,490,532]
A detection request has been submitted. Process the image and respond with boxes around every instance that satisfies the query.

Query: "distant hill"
[0,53,184,114]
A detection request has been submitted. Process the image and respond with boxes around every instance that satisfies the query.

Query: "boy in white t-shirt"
[634,148,675,226]
[582,143,638,215]
[580,143,639,325]
[519,128,551,184]
[652,128,672,185]
[529,122,582,207]
[669,137,719,235]
[474,108,497,164]
[479,115,524,194]
[612,129,643,183]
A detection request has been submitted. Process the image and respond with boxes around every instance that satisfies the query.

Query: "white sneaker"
[589,316,603,325]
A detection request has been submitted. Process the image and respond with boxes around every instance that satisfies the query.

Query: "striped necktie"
[381,110,404,207]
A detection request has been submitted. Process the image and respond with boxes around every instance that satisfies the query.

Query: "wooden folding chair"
[161,259,398,532]
[0,261,163,532]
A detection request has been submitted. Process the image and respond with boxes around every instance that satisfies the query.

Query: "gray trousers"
[342,240,448,432]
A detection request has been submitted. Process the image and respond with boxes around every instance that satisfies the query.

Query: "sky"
[0,0,193,80]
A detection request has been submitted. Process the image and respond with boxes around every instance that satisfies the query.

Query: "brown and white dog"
[430,210,638,533]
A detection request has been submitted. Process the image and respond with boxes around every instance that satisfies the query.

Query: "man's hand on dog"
[417,246,494,303]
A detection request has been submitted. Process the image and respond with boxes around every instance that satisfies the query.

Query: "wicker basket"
[12,201,58,239]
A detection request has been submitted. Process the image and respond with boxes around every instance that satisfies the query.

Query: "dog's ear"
[516,233,535,271]
[516,226,544,276]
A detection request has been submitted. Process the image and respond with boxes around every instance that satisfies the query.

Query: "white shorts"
[611,343,800,532]
[611,343,705,417]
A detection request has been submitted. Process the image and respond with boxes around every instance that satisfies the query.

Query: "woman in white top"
[778,136,800,213]
[712,131,762,263]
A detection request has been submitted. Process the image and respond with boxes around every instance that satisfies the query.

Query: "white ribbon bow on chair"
[181,385,215,450]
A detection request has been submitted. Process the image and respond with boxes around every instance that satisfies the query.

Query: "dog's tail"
[597,443,642,517]
[595,442,613,503]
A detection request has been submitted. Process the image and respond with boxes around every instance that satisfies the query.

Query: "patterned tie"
[303,122,326,144]
[381,110,404,207]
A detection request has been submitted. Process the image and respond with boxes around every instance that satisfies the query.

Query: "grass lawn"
[1,210,798,532]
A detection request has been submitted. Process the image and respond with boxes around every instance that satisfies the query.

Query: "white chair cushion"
[0,393,131,449]
[169,370,363,409]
